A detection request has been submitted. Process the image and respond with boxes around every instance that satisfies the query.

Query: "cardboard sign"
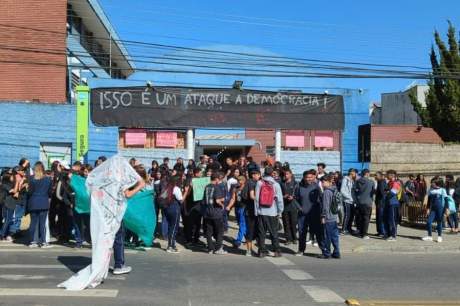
[314,132,334,148]
[125,129,147,146]
[286,133,305,147]
[156,132,177,148]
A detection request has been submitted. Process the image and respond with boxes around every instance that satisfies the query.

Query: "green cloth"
[124,189,156,247]
[70,175,90,214]
[192,177,211,202]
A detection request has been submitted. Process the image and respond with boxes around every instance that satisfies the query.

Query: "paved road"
[0,242,459,306]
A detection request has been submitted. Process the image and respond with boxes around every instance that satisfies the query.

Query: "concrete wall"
[0,102,118,168]
[370,142,460,176]
[119,148,188,167]
[280,150,340,179]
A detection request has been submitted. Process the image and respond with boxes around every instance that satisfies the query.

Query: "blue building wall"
[336,89,370,172]
[0,102,118,168]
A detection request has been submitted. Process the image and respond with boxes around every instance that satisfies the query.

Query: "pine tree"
[411,21,460,141]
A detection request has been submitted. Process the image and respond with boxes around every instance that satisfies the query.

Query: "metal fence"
[400,200,427,225]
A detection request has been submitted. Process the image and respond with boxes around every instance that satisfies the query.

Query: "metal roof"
[197,139,256,147]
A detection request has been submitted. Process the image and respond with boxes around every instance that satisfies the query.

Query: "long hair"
[166,175,179,202]
[33,162,45,180]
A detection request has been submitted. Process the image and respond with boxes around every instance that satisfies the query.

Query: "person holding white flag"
[58,155,144,291]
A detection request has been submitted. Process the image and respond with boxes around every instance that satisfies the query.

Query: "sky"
[95,0,460,136]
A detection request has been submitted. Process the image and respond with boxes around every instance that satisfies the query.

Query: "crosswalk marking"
[281,269,314,280]
[302,285,344,303]
[265,257,295,266]
[0,274,125,281]
[0,264,82,269]
[0,248,138,254]
[0,288,119,297]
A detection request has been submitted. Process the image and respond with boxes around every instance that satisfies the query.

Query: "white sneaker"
[214,248,228,255]
[29,242,39,248]
[437,236,443,243]
[306,240,312,245]
[422,236,433,242]
[313,242,319,247]
[113,265,132,275]
[40,243,53,249]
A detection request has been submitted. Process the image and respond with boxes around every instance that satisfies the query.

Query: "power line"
[0,23,432,70]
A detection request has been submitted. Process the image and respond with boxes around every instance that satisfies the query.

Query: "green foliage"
[411,22,460,141]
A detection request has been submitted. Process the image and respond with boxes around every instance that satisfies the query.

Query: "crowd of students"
[1,155,459,261]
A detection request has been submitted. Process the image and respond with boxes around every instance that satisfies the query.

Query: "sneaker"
[214,248,228,255]
[273,251,282,258]
[317,254,330,259]
[40,243,53,249]
[29,242,39,248]
[386,237,396,242]
[306,240,312,245]
[362,236,370,240]
[113,265,132,275]
[245,250,252,257]
[208,250,214,255]
[166,247,180,254]
[313,242,319,247]
[437,236,443,243]
[295,251,304,257]
[422,236,433,242]
[332,254,341,259]
[5,236,13,242]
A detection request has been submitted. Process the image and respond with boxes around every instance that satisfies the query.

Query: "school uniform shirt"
[203,184,225,219]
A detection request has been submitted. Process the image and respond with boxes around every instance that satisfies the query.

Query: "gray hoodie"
[321,185,338,223]
[254,176,284,217]
[340,175,355,204]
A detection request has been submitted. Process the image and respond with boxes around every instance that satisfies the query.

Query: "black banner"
[90,86,344,130]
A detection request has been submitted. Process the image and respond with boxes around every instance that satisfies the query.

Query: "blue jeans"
[385,205,399,238]
[320,221,340,257]
[1,206,15,238]
[161,208,169,238]
[74,212,91,243]
[448,213,458,230]
[427,204,444,236]
[10,204,25,234]
[164,202,180,249]
[29,209,48,244]
[235,207,247,244]
[113,224,125,269]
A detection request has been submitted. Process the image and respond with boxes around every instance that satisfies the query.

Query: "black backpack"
[157,182,171,208]
[330,190,343,215]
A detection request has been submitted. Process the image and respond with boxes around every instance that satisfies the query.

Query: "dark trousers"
[245,213,257,241]
[342,202,355,233]
[357,205,372,237]
[113,224,125,269]
[282,209,298,242]
[184,208,202,243]
[74,212,91,243]
[164,203,180,249]
[448,213,459,230]
[298,212,320,253]
[29,209,48,244]
[385,205,399,238]
[1,207,15,238]
[204,217,224,252]
[427,204,444,236]
[320,221,340,257]
[376,202,386,236]
[257,215,281,254]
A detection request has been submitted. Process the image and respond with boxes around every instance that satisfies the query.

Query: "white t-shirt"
[173,186,183,201]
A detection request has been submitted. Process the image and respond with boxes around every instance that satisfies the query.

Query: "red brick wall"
[0,0,67,103]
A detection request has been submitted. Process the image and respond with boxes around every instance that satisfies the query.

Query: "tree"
[411,21,460,142]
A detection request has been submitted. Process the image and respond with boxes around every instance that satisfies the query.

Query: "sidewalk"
[223,220,460,255]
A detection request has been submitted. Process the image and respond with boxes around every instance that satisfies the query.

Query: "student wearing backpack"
[226,176,248,249]
[254,167,284,258]
[281,169,299,245]
[384,170,401,241]
[295,169,322,256]
[203,172,227,255]
[318,175,341,259]
[354,169,375,239]
[422,177,447,242]
[445,193,458,233]
[245,170,261,256]
[159,176,183,254]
